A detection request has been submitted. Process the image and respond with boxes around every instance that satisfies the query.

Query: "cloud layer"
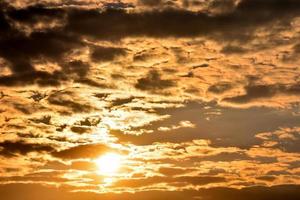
[0,0,300,199]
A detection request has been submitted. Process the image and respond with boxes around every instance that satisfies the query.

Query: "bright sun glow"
[95,153,122,175]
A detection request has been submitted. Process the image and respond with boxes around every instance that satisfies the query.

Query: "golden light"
[95,153,122,176]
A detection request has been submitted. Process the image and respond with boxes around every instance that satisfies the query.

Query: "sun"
[95,153,122,175]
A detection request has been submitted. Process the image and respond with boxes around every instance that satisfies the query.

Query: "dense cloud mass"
[0,0,300,199]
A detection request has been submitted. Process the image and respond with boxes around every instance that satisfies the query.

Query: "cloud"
[207,82,234,94]
[47,90,94,114]
[64,0,300,41]
[0,30,81,72]
[157,120,195,131]
[255,127,300,153]
[0,183,300,200]
[0,140,55,157]
[91,46,127,62]
[6,4,66,33]
[138,0,163,7]
[0,71,64,86]
[70,126,91,134]
[52,143,116,159]
[0,27,85,86]
[135,70,176,91]
[221,45,248,54]
[0,0,300,196]
[158,166,193,176]
[110,96,135,107]
[0,0,300,94]
[208,0,238,14]
[2,1,300,42]
[223,83,300,105]
[0,171,68,183]
[115,102,300,147]
[113,175,226,188]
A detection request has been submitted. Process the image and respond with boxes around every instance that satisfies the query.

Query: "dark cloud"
[209,0,238,14]
[29,91,48,102]
[91,46,127,62]
[0,8,11,33]
[0,140,54,157]
[207,82,233,94]
[47,90,94,113]
[0,27,83,86]
[70,126,91,134]
[0,7,108,86]
[0,71,64,86]
[256,175,276,182]
[62,60,90,78]
[0,30,81,72]
[138,0,164,7]
[158,167,193,176]
[135,70,175,90]
[221,45,248,54]
[196,152,250,162]
[75,117,101,127]
[1,0,300,86]
[52,143,115,159]
[30,115,51,125]
[282,43,300,61]
[7,5,66,27]
[223,83,300,104]
[0,38,93,86]
[66,8,244,40]
[110,97,135,107]
[65,0,300,40]
[74,78,111,88]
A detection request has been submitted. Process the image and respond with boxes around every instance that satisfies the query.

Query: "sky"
[0,0,300,199]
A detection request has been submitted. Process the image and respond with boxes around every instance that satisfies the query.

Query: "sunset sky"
[0,0,300,199]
